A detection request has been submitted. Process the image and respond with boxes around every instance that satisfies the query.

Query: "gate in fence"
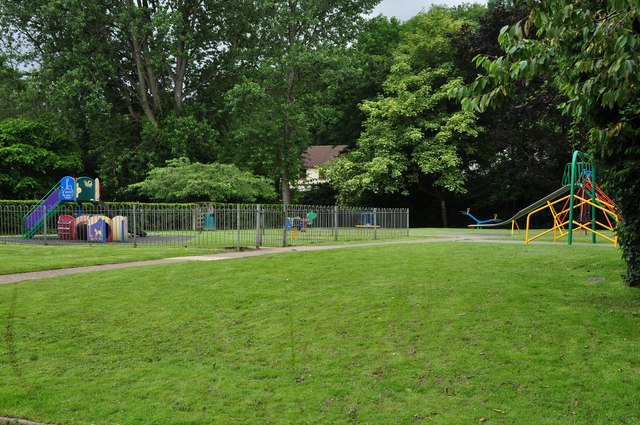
[0,203,410,250]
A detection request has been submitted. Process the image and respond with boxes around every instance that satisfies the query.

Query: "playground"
[461,150,621,246]
[20,176,133,244]
[7,150,621,252]
[3,184,409,249]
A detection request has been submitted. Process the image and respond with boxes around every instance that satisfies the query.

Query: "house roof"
[302,145,347,169]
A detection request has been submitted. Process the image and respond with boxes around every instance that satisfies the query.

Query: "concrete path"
[0,416,51,425]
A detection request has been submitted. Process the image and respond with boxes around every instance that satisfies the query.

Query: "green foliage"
[0,0,252,198]
[292,183,338,206]
[458,0,640,286]
[128,157,276,203]
[312,16,403,148]
[325,7,482,204]
[137,110,220,173]
[0,118,82,199]
[223,0,379,203]
[451,1,572,214]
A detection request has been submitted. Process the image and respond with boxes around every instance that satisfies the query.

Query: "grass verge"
[0,227,618,276]
[0,244,225,275]
[0,242,638,424]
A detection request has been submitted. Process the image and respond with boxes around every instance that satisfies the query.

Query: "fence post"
[406,208,410,236]
[133,205,137,248]
[236,204,241,252]
[373,207,377,240]
[282,205,288,247]
[334,205,338,241]
[255,205,262,248]
[43,205,48,246]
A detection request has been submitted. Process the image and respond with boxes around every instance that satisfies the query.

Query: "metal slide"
[469,186,570,228]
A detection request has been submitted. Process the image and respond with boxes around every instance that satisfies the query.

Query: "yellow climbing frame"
[525,194,619,246]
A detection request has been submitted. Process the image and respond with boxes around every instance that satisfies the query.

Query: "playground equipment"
[460,208,502,225]
[356,210,381,228]
[285,211,318,240]
[22,176,129,243]
[469,150,621,246]
[286,211,317,232]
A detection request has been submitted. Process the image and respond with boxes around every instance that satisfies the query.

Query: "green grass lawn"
[0,244,225,275]
[0,227,618,276]
[410,226,617,243]
[1,242,638,424]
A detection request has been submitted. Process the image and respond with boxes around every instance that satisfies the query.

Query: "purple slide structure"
[24,188,61,236]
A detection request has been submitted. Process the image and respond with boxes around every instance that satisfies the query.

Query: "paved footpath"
[0,237,469,285]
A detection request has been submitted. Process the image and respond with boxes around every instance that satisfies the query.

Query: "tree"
[1,0,241,124]
[223,0,379,204]
[0,118,82,199]
[0,0,244,197]
[452,1,572,216]
[458,0,640,286]
[128,157,276,203]
[310,15,403,149]
[325,6,483,226]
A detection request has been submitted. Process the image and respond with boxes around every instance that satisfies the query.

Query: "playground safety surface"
[0,233,616,285]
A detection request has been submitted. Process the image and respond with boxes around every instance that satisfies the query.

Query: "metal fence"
[0,203,409,249]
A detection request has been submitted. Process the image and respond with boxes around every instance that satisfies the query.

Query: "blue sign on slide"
[60,176,76,201]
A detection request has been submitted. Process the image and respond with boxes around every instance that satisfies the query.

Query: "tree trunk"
[278,1,299,205]
[281,168,292,205]
[142,39,162,111]
[281,103,293,204]
[125,0,157,126]
[440,198,448,228]
[131,38,157,126]
[174,43,187,110]
[173,0,198,111]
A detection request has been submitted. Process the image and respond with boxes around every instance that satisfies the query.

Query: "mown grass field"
[0,244,225,275]
[1,242,638,424]
[1,226,616,275]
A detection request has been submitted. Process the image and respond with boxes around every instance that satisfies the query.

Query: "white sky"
[371,0,488,21]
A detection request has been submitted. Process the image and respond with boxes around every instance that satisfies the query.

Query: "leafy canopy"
[0,118,82,199]
[128,158,276,203]
[325,6,482,204]
[223,0,379,203]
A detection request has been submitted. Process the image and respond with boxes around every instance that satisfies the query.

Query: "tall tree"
[224,0,379,204]
[453,0,572,215]
[1,0,237,124]
[325,6,483,226]
[0,0,243,197]
[311,15,403,149]
[459,0,640,287]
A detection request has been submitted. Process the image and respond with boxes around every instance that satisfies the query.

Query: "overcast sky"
[371,0,487,21]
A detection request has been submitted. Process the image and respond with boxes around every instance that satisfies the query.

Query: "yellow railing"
[525,194,619,246]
